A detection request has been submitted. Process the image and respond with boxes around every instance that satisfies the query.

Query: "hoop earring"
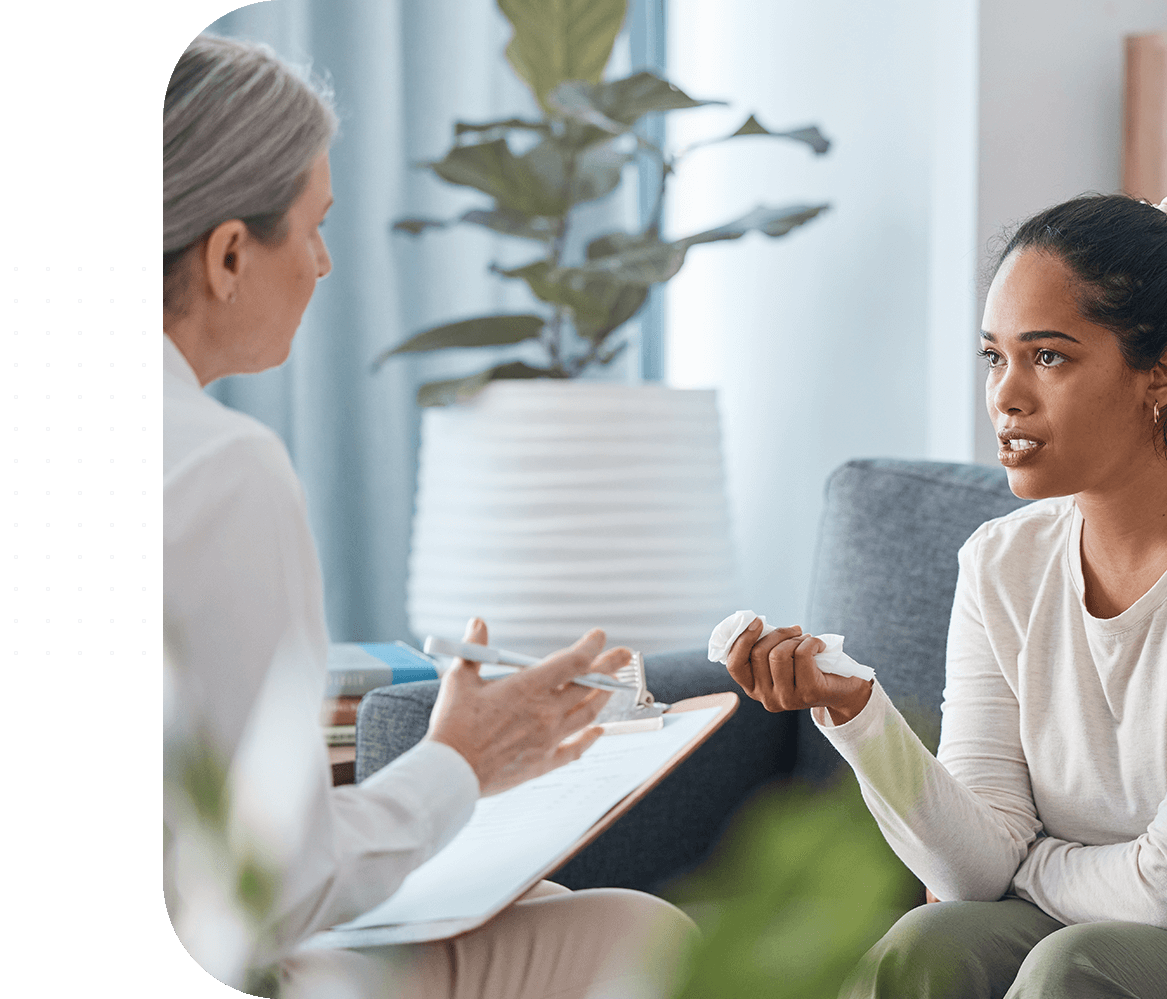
[1156,401,1162,425]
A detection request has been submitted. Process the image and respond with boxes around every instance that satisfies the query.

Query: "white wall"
[665,0,1166,624]
[665,0,979,622]
[974,0,1167,463]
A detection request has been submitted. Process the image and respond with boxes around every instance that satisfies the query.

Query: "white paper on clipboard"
[299,702,729,949]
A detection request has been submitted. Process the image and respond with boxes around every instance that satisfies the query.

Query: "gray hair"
[163,34,338,268]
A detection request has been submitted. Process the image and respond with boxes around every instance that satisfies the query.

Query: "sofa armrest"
[355,679,440,781]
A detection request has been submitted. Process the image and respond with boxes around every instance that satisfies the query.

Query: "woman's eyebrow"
[979,329,1081,344]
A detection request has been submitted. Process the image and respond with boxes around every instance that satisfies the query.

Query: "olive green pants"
[840,898,1167,998]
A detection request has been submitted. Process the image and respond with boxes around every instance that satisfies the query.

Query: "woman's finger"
[748,623,803,664]
[725,619,764,694]
[765,635,804,707]
[453,617,489,674]
[788,633,827,698]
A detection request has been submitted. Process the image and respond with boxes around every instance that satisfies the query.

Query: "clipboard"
[300,692,737,949]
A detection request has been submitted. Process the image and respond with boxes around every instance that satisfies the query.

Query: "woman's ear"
[202,219,248,304]
[1149,350,1167,418]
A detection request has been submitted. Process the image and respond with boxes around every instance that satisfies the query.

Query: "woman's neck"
[1075,460,1167,618]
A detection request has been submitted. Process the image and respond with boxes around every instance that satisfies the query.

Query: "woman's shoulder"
[960,495,1075,565]
[165,377,287,485]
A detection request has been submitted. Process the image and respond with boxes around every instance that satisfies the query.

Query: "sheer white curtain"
[204,0,536,642]
[199,0,663,643]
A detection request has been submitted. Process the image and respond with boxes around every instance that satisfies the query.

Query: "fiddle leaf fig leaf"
[596,339,630,366]
[461,208,558,241]
[499,260,598,315]
[545,81,627,134]
[547,72,721,133]
[681,203,831,247]
[586,230,650,260]
[574,283,648,343]
[594,72,721,125]
[370,314,546,371]
[575,236,688,284]
[498,260,648,343]
[725,116,831,154]
[497,0,627,109]
[454,117,547,137]
[428,138,568,217]
[417,360,563,407]
[392,217,450,236]
[571,141,634,204]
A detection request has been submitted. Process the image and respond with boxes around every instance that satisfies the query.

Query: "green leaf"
[549,72,722,131]
[454,117,547,137]
[727,116,831,154]
[499,260,596,313]
[417,361,563,407]
[392,217,449,236]
[461,208,559,241]
[596,339,630,366]
[576,283,647,343]
[370,315,546,370]
[393,210,559,242]
[669,779,918,999]
[681,203,831,247]
[497,0,627,108]
[428,139,568,217]
[510,136,631,209]
[572,141,633,204]
[575,235,688,284]
[497,260,648,343]
[544,81,627,134]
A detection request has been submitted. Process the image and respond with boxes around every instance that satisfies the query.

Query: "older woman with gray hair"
[163,33,695,999]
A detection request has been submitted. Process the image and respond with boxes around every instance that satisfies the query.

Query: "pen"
[423,636,637,693]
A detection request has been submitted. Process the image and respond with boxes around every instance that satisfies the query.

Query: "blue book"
[326,640,439,698]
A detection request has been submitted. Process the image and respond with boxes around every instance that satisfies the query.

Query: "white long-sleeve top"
[814,496,1167,927]
[163,335,479,959]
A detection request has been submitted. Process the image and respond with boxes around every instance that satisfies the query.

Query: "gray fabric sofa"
[355,459,1029,892]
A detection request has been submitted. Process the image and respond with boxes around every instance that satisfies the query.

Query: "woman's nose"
[316,236,332,280]
[987,363,1032,416]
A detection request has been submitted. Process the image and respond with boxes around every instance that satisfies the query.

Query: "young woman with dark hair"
[725,193,1167,997]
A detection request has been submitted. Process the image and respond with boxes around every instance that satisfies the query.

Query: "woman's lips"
[997,436,1045,466]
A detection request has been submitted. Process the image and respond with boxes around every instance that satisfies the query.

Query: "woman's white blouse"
[163,335,478,957]
[813,496,1167,927]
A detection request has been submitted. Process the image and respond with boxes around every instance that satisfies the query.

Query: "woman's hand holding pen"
[725,618,873,726]
[427,618,632,796]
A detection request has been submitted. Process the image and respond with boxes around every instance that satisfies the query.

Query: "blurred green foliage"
[665,776,919,999]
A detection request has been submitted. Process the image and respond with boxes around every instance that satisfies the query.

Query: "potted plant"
[378,0,830,654]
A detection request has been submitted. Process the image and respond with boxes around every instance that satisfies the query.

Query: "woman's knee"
[841,900,1058,999]
[1009,921,1167,999]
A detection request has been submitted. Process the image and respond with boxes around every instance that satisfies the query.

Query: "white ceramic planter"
[407,381,738,656]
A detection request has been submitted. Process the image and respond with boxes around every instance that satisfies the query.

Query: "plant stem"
[646,152,673,237]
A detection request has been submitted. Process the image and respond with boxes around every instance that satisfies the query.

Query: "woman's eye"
[1036,349,1065,367]
[977,348,1001,367]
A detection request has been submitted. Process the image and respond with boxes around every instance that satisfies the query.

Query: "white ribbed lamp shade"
[407,381,737,656]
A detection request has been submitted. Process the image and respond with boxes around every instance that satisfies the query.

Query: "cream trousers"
[281,882,699,999]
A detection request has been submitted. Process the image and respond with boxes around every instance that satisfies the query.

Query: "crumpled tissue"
[707,610,875,681]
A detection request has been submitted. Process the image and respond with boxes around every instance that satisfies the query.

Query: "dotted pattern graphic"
[3,261,156,685]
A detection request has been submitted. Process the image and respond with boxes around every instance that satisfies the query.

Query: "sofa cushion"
[798,459,1029,782]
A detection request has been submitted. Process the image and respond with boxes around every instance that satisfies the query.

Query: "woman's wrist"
[825,679,874,726]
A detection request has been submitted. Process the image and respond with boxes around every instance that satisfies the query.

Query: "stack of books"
[323,641,440,747]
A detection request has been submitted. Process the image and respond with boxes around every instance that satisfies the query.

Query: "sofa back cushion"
[798,459,1029,783]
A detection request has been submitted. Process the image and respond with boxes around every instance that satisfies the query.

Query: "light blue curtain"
[201,0,665,643]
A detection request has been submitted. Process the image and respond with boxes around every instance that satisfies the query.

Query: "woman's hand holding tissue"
[724,618,874,726]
